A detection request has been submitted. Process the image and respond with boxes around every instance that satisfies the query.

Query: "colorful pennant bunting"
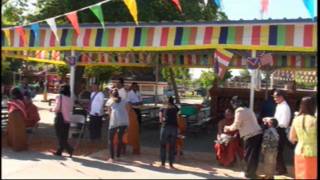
[171,0,182,12]
[123,0,138,25]
[90,4,105,29]
[66,11,80,35]
[46,18,59,42]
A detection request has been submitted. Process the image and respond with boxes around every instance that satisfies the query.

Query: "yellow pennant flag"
[123,0,138,25]
[3,29,11,46]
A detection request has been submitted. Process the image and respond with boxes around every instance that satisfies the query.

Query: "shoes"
[275,170,287,175]
[53,151,62,156]
[169,163,175,169]
[68,148,74,158]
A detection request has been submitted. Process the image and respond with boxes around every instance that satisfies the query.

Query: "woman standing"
[159,96,179,168]
[106,89,129,162]
[6,88,28,151]
[50,84,74,157]
[289,97,317,179]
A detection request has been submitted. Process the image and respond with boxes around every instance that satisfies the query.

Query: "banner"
[171,0,182,12]
[30,23,40,42]
[15,26,26,46]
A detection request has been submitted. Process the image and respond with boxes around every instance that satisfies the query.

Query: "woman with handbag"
[50,84,74,157]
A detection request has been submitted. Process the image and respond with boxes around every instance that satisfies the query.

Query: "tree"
[55,64,69,80]
[84,66,120,86]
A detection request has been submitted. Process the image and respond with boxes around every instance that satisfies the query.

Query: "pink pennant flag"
[171,0,182,12]
[261,0,269,13]
[15,26,27,45]
[260,53,273,66]
[66,11,80,35]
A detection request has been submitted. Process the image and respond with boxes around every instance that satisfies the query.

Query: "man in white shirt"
[224,96,262,179]
[117,78,127,101]
[271,90,291,175]
[127,82,143,130]
[89,84,105,141]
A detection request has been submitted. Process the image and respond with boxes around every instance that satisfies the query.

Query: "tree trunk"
[169,67,180,104]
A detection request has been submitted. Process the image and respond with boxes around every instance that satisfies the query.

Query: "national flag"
[260,53,273,66]
[214,57,227,79]
[247,57,260,69]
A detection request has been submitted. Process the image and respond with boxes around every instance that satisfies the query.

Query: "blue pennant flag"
[303,0,315,20]
[214,0,221,8]
[30,23,40,42]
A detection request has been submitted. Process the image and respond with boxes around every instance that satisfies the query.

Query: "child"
[261,118,279,179]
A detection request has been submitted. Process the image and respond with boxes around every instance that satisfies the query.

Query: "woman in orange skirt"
[289,96,317,179]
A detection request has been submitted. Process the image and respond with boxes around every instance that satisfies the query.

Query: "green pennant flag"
[90,5,105,29]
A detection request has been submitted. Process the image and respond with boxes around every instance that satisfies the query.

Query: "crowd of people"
[213,89,317,179]
[4,78,317,179]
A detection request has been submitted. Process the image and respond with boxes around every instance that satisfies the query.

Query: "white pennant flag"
[46,18,59,42]
[204,0,208,5]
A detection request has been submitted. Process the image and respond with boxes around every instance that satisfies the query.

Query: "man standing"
[224,96,263,179]
[117,78,127,101]
[127,82,143,129]
[89,84,105,141]
[271,89,291,175]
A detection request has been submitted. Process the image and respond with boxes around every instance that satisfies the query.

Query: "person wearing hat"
[224,96,263,179]
[269,89,291,175]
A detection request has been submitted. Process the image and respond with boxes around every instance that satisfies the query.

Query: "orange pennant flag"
[66,11,80,35]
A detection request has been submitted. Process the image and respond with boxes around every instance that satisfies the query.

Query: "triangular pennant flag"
[204,0,208,5]
[260,0,269,14]
[303,0,315,20]
[214,0,221,8]
[15,26,27,45]
[30,23,40,42]
[260,53,273,66]
[66,11,80,35]
[171,0,182,12]
[90,4,105,29]
[46,18,60,42]
[3,29,11,46]
[123,0,138,25]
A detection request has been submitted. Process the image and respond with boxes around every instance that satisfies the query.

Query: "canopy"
[2,18,317,52]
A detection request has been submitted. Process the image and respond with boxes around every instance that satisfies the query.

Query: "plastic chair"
[69,114,87,149]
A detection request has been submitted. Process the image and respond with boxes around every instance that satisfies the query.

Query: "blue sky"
[221,0,317,20]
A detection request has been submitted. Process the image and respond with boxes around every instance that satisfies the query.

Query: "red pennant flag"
[171,0,182,12]
[66,11,80,35]
[261,0,269,13]
[15,26,27,45]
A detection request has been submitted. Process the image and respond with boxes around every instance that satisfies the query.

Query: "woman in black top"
[159,96,179,168]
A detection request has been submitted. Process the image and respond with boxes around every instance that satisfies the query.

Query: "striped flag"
[214,59,227,79]
[214,48,233,66]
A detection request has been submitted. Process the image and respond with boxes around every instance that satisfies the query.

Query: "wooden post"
[169,67,180,104]
[155,54,159,106]
[70,50,76,101]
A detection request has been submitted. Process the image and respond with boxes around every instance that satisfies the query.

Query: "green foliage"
[1,60,13,85]
[55,64,69,78]
[238,69,251,81]
[198,70,217,89]
[161,67,191,88]
[84,66,120,85]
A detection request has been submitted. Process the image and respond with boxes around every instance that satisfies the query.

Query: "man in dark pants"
[127,82,143,130]
[88,84,105,141]
[224,96,263,179]
[271,90,291,175]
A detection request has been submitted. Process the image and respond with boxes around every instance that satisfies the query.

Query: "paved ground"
[1,94,294,179]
